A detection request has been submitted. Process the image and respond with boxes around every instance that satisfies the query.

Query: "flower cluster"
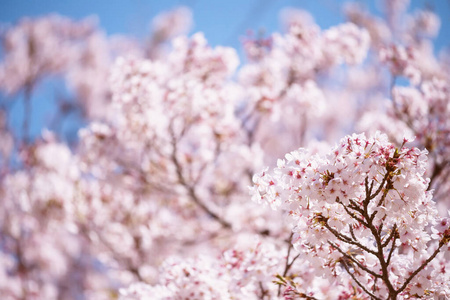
[119,240,282,300]
[251,132,449,298]
[0,15,95,95]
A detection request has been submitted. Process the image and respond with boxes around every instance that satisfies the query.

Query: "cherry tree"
[0,0,449,299]
[252,132,449,299]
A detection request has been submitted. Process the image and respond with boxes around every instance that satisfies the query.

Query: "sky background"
[1,0,449,51]
[0,0,449,141]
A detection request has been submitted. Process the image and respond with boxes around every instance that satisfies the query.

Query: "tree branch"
[278,233,301,296]
[337,198,369,227]
[396,241,446,295]
[169,126,232,229]
[385,235,397,266]
[328,241,382,279]
[381,224,397,248]
[340,256,382,300]
[323,220,377,256]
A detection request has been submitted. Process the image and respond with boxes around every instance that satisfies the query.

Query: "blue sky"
[0,0,449,142]
[1,0,449,50]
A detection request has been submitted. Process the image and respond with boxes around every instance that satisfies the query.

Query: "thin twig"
[337,198,369,227]
[328,241,382,279]
[381,224,397,248]
[169,126,232,229]
[323,221,377,256]
[386,236,397,266]
[396,241,446,295]
[340,257,382,300]
[278,233,301,296]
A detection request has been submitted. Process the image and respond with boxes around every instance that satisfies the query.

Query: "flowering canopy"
[252,132,449,298]
[0,1,449,299]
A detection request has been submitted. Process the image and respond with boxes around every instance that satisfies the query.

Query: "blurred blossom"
[0,15,96,95]
[151,6,192,42]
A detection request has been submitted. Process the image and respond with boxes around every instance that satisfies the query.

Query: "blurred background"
[0,0,449,142]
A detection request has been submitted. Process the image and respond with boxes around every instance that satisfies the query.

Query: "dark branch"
[169,126,232,229]
[396,241,446,294]
[328,241,382,279]
[386,236,397,266]
[337,198,369,227]
[340,255,383,300]
[381,224,397,248]
[323,221,377,256]
[369,173,389,201]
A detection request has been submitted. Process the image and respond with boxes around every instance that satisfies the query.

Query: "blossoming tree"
[0,0,449,299]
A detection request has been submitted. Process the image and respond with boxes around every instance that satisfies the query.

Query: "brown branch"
[369,173,389,201]
[377,221,384,237]
[351,173,400,298]
[428,160,449,191]
[295,293,319,300]
[396,241,446,295]
[323,220,377,256]
[169,126,231,229]
[340,256,383,300]
[348,198,366,215]
[381,224,397,248]
[328,241,382,280]
[386,235,397,266]
[258,281,268,299]
[337,198,369,227]
[349,224,358,241]
[278,233,302,296]
[364,177,370,200]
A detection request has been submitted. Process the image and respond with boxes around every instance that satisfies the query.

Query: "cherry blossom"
[0,1,448,299]
[252,132,450,299]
